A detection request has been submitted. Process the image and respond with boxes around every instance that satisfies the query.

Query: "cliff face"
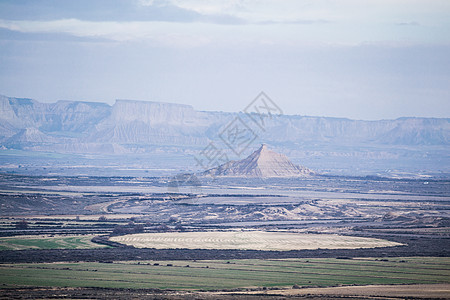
[89,100,214,145]
[0,95,110,136]
[258,115,450,145]
[0,94,449,155]
[108,100,196,126]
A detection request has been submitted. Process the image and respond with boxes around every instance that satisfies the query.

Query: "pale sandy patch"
[110,231,402,251]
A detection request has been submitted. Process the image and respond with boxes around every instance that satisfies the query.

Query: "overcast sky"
[0,0,449,120]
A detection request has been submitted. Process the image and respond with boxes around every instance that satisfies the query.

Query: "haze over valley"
[1,94,448,178]
[1,0,449,298]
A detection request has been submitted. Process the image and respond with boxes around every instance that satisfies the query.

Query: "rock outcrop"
[202,144,315,178]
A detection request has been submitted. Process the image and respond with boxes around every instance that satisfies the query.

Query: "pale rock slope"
[7,127,51,144]
[203,144,315,178]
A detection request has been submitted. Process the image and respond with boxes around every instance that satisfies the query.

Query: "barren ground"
[110,231,402,250]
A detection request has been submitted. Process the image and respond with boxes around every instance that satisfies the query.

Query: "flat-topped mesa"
[111,99,196,125]
[202,144,315,178]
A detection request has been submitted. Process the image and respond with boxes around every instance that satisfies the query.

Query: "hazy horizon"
[1,0,449,120]
[3,93,450,122]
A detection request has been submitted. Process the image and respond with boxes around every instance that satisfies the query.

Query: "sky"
[0,0,449,120]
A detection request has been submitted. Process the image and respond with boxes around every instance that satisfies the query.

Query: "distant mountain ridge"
[0,94,449,156]
[202,144,315,178]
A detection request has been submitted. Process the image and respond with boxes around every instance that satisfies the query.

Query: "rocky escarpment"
[0,94,449,155]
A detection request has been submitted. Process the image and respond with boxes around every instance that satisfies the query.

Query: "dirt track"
[1,284,449,299]
[231,284,450,299]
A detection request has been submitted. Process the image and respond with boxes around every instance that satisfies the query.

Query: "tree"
[134,224,144,233]
[15,219,28,230]
[156,224,170,232]
[175,224,185,231]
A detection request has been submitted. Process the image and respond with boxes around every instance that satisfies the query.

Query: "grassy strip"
[1,257,449,290]
[0,235,110,250]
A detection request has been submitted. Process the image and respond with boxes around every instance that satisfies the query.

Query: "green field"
[0,235,109,250]
[0,257,449,290]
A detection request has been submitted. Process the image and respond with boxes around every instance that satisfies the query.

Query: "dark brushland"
[0,173,449,261]
[0,173,449,298]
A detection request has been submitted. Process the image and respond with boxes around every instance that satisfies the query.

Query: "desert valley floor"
[0,173,449,298]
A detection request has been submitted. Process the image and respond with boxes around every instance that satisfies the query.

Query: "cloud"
[138,0,157,6]
[0,0,244,24]
[0,0,449,47]
[0,17,337,48]
[0,19,210,46]
[396,21,420,26]
[136,0,247,24]
[257,19,331,25]
[137,0,330,25]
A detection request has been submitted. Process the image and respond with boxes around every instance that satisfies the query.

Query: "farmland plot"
[110,231,402,251]
[0,235,109,250]
[0,257,449,290]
